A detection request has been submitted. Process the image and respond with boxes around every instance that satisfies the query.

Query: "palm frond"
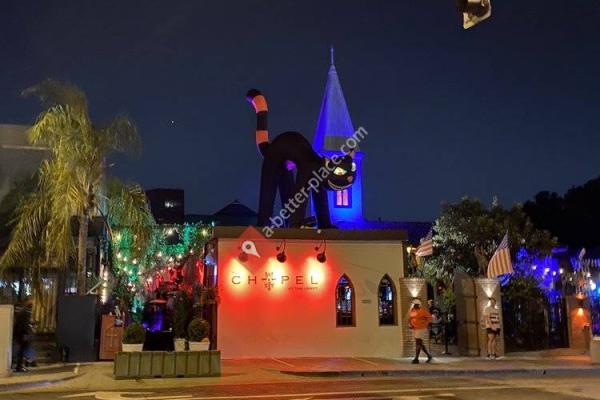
[106,180,156,259]
[0,190,49,270]
[22,79,88,115]
[100,116,141,157]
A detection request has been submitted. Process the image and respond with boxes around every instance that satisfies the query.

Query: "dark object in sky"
[456,0,492,29]
[146,188,185,224]
[246,89,356,229]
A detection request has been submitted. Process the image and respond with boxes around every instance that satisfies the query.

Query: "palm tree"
[0,79,146,295]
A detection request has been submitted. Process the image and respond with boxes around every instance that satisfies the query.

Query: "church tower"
[313,48,364,226]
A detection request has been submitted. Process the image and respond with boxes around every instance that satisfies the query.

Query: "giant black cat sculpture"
[246,89,356,229]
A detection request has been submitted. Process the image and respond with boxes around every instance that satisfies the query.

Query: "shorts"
[414,329,429,341]
[486,328,501,335]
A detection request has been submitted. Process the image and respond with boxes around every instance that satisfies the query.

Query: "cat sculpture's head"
[324,150,356,191]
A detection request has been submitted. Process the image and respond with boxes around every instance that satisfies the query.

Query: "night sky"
[1,1,599,221]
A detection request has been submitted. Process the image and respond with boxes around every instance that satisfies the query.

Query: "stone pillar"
[566,295,591,352]
[398,278,427,357]
[454,274,504,357]
[0,305,13,377]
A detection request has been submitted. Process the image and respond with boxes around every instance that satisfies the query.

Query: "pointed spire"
[313,47,357,152]
[330,45,335,66]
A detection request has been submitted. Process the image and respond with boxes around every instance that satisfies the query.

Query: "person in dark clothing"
[13,299,33,372]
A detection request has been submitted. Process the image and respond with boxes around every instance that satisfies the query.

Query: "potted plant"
[122,322,145,352]
[187,318,210,351]
[173,291,191,351]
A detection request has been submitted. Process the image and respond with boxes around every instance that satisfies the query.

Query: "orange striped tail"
[246,88,269,156]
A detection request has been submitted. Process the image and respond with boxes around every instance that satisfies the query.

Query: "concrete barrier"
[0,305,13,377]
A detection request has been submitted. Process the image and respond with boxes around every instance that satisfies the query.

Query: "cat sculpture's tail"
[246,89,269,156]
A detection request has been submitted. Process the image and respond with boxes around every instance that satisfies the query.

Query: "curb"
[280,367,600,378]
[0,373,79,392]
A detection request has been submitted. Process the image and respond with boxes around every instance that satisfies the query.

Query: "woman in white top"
[483,297,501,359]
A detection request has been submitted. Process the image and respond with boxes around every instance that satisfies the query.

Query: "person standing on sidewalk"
[483,297,501,359]
[409,299,433,364]
[13,298,33,372]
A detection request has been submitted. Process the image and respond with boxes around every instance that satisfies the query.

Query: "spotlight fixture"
[276,240,287,263]
[314,240,327,263]
[317,252,327,263]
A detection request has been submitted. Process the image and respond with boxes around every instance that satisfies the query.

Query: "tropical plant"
[173,291,192,339]
[188,318,210,342]
[123,322,146,344]
[422,197,556,287]
[0,79,145,294]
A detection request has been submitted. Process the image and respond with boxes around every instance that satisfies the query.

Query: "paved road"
[2,375,600,400]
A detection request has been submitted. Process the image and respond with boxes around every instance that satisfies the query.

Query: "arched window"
[335,274,355,327]
[378,275,397,325]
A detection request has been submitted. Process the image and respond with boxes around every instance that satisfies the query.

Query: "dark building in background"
[145,189,185,224]
[145,188,257,227]
[186,200,258,226]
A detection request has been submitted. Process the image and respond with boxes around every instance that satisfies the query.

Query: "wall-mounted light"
[276,240,287,263]
[481,279,499,298]
[406,278,425,298]
[315,240,327,263]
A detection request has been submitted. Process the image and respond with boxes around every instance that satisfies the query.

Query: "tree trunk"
[77,214,89,295]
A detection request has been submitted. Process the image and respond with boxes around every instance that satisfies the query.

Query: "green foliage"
[173,291,193,338]
[188,318,210,342]
[438,288,456,312]
[111,222,212,294]
[123,322,145,344]
[0,80,143,295]
[422,197,556,286]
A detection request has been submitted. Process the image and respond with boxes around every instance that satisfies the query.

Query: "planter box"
[113,350,220,379]
[189,341,209,351]
[174,338,186,352]
[122,343,143,352]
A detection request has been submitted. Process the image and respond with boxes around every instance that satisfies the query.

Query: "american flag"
[415,229,433,257]
[487,233,513,278]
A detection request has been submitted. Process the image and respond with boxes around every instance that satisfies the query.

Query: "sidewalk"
[0,364,80,391]
[1,352,599,393]
[275,353,598,377]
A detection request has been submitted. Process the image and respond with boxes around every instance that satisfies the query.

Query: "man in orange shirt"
[409,299,433,364]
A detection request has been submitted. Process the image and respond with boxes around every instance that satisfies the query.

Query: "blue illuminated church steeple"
[313,47,364,226]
